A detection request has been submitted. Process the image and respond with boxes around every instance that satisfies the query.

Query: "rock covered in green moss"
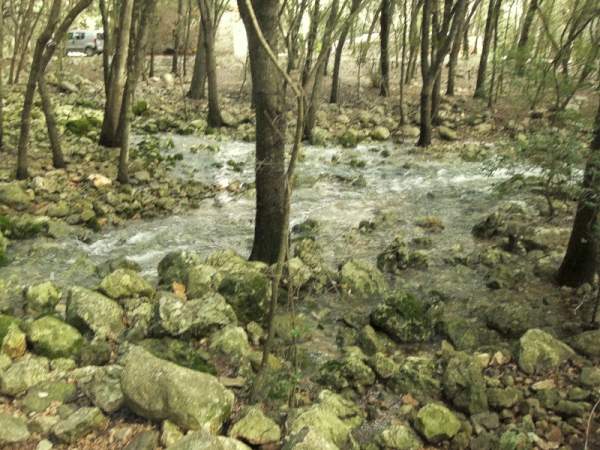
[25,282,61,316]
[414,403,461,443]
[27,316,83,359]
[1,323,26,358]
[370,291,433,343]
[340,259,387,300]
[121,346,234,432]
[166,429,224,450]
[51,406,107,443]
[66,287,125,339]
[22,380,77,413]
[0,413,30,445]
[0,355,50,396]
[0,182,32,208]
[518,329,575,374]
[99,269,154,299]
[570,329,600,357]
[390,356,441,401]
[209,326,251,363]
[443,351,488,414]
[376,422,422,450]
[228,406,281,445]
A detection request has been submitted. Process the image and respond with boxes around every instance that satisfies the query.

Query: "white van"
[65,30,104,56]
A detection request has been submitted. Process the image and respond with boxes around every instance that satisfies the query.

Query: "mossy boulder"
[121,346,234,432]
[158,251,203,285]
[376,423,422,450]
[0,183,32,209]
[0,413,30,445]
[339,128,360,148]
[139,338,215,374]
[51,406,107,443]
[389,356,441,401]
[25,282,61,316]
[518,329,575,374]
[371,126,391,141]
[443,351,488,414]
[570,330,600,357]
[99,269,154,300]
[370,291,433,343]
[228,406,281,445]
[27,316,83,359]
[22,380,77,413]
[414,403,461,443]
[0,315,21,342]
[209,326,251,364]
[1,324,26,359]
[66,287,125,340]
[0,355,50,396]
[340,259,387,300]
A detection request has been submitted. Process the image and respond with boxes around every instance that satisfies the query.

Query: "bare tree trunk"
[446,0,468,95]
[0,0,4,151]
[418,0,433,146]
[99,0,111,95]
[198,0,224,127]
[301,0,320,87]
[515,0,540,75]
[183,0,192,77]
[474,0,501,98]
[557,99,600,287]
[379,0,393,96]
[172,0,184,74]
[399,0,408,124]
[187,18,207,98]
[238,0,287,264]
[38,76,65,168]
[99,0,134,147]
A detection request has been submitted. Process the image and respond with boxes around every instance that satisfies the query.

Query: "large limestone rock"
[66,287,125,339]
[390,356,441,401]
[209,326,251,363]
[22,380,77,413]
[158,251,204,285]
[570,330,600,358]
[518,329,575,374]
[99,269,154,300]
[1,323,27,359]
[228,406,281,445]
[25,282,61,316]
[158,292,237,337]
[339,259,387,300]
[166,429,224,450]
[370,291,433,343]
[0,413,30,445]
[0,182,32,208]
[414,403,461,443]
[27,316,83,358]
[376,423,422,450]
[121,346,234,432]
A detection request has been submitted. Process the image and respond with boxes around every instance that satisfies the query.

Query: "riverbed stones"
[66,287,125,339]
[487,387,523,410]
[390,356,441,400]
[0,355,50,396]
[438,126,458,141]
[0,413,30,445]
[228,406,281,445]
[79,365,124,413]
[158,251,203,285]
[27,316,83,359]
[158,292,236,337]
[340,259,387,300]
[51,406,108,443]
[0,182,32,208]
[570,329,600,357]
[25,282,61,316]
[580,366,600,387]
[414,403,461,443]
[371,126,391,141]
[2,323,27,358]
[121,346,234,432]
[518,329,575,374]
[99,269,154,300]
[22,380,77,413]
[166,429,224,450]
[185,264,222,298]
[209,326,251,363]
[370,291,432,343]
[0,231,7,262]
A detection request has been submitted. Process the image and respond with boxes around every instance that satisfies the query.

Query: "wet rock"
[339,128,359,148]
[390,356,441,401]
[0,413,30,445]
[319,347,375,390]
[377,237,429,273]
[2,323,27,359]
[443,351,488,414]
[369,352,399,379]
[570,329,600,357]
[376,422,422,450]
[22,380,77,413]
[0,182,32,208]
[185,264,222,298]
[124,430,159,450]
[99,269,154,300]
[518,329,575,374]
[370,291,433,343]
[51,406,107,443]
[438,126,458,141]
[158,251,203,285]
[27,316,83,359]
[159,292,237,337]
[414,403,461,443]
[0,355,50,396]
[340,259,387,300]
[294,238,332,289]
[166,429,224,450]
[209,326,251,364]
[121,346,234,432]
[66,287,125,340]
[228,406,281,445]
[371,126,391,141]
[25,282,61,316]
[484,302,544,338]
[440,316,500,351]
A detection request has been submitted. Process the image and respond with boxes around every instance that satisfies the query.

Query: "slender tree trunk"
[301,0,320,87]
[329,0,361,103]
[515,0,540,75]
[99,0,134,147]
[474,0,500,98]
[238,0,287,264]
[198,0,223,127]
[446,0,468,95]
[418,0,432,146]
[187,19,207,98]
[99,0,111,95]
[183,0,192,77]
[149,43,155,77]
[379,0,393,96]
[557,99,600,287]
[38,76,65,168]
[172,0,184,74]
[0,0,4,151]
[399,0,408,124]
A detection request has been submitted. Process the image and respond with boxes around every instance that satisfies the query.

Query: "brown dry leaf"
[172,281,186,299]
[401,393,419,407]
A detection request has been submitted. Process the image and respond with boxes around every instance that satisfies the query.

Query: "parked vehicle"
[65,30,104,56]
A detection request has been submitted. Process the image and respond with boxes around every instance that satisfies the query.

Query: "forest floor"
[0,53,598,450]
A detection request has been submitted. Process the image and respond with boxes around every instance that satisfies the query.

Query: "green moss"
[0,314,21,342]
[139,338,216,374]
